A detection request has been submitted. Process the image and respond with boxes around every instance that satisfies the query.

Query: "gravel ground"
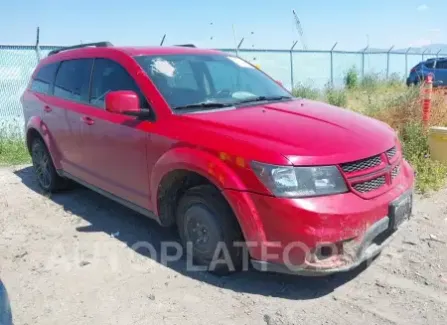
[1,165,447,325]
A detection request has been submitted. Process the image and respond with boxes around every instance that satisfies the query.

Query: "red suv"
[21,42,415,276]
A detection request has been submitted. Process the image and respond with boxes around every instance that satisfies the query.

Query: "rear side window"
[54,59,93,103]
[89,58,148,108]
[437,60,447,69]
[424,61,435,69]
[30,62,59,94]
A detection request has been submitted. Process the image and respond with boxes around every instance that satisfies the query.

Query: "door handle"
[81,116,95,125]
[44,105,52,113]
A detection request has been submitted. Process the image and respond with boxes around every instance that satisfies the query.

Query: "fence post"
[160,34,166,46]
[290,41,298,90]
[422,48,428,61]
[35,26,41,62]
[386,45,394,79]
[330,42,337,87]
[405,47,411,75]
[236,38,244,57]
[361,45,369,78]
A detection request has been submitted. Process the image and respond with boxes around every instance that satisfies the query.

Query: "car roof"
[36,44,229,69]
[117,46,225,56]
[44,44,226,60]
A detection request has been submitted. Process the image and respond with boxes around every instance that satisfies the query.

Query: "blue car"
[0,280,12,325]
[407,57,447,87]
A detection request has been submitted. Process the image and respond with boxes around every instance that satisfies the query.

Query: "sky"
[0,0,445,51]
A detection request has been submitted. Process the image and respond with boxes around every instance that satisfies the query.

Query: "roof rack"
[174,44,196,48]
[48,41,113,56]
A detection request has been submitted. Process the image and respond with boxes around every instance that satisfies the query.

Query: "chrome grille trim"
[341,155,382,173]
[391,165,400,180]
[353,176,386,193]
[386,146,397,160]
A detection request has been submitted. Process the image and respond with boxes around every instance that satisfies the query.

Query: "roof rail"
[48,41,113,56]
[174,44,196,48]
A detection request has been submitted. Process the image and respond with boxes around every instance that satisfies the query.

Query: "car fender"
[150,146,248,200]
[26,116,62,170]
[150,147,266,243]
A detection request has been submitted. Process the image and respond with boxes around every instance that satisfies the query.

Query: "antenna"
[292,9,308,50]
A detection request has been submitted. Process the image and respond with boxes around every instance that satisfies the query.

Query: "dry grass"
[0,118,30,166]
[293,76,447,193]
[345,81,447,194]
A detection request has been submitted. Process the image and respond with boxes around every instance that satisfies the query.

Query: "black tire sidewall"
[176,185,243,274]
[31,139,58,192]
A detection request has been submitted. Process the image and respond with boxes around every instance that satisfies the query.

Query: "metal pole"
[405,47,411,75]
[386,45,394,79]
[422,48,428,61]
[437,49,442,58]
[35,26,41,61]
[362,46,369,78]
[160,34,166,46]
[330,42,338,87]
[290,41,298,90]
[236,38,244,57]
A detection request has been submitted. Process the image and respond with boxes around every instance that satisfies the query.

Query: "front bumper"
[223,159,415,275]
[251,214,403,276]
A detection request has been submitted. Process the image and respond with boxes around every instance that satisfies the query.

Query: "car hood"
[180,98,397,165]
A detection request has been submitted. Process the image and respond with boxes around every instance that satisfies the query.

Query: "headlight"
[251,161,348,198]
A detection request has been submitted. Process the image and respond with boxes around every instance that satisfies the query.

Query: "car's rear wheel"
[176,184,244,275]
[31,138,68,192]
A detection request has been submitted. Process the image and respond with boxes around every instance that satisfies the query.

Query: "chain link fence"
[0,43,446,133]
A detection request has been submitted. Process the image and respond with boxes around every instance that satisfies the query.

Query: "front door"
[78,58,152,209]
[35,59,94,175]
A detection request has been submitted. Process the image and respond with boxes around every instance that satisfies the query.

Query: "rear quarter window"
[53,59,93,103]
[436,60,447,69]
[30,62,59,94]
[424,61,435,69]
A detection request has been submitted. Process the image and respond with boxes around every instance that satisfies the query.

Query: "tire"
[31,138,69,192]
[176,184,244,276]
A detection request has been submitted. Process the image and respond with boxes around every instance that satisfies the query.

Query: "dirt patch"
[1,166,447,325]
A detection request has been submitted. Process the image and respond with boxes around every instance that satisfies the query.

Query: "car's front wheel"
[176,184,244,275]
[31,138,68,192]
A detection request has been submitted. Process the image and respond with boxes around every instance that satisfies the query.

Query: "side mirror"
[105,91,143,117]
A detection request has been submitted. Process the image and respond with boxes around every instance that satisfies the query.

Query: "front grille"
[353,176,386,193]
[386,146,397,160]
[341,155,382,173]
[391,165,400,180]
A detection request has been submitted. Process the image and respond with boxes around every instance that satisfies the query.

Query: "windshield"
[134,54,292,110]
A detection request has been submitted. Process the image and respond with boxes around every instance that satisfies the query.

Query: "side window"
[437,60,447,69]
[89,58,148,108]
[424,61,435,69]
[30,62,59,94]
[54,59,93,102]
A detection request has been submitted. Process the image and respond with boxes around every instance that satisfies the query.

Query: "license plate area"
[389,190,413,230]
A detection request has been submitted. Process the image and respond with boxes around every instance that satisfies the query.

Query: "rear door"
[25,62,60,148]
[434,59,447,87]
[422,60,436,81]
[77,58,151,209]
[47,58,94,175]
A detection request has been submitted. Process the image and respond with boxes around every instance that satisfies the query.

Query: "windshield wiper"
[173,102,233,110]
[234,95,293,105]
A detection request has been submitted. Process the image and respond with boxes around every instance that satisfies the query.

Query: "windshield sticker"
[151,58,176,77]
[228,56,255,69]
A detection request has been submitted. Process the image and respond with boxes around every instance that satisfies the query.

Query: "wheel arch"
[151,147,248,229]
[25,117,62,170]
